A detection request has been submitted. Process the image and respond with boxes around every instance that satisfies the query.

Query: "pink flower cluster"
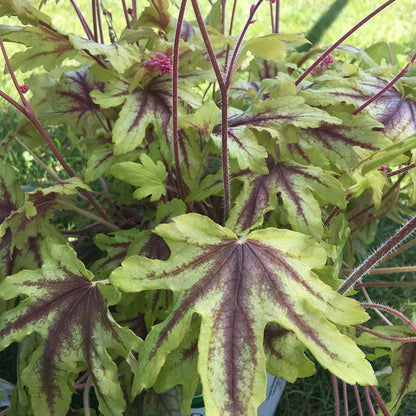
[143,52,172,75]
[18,84,30,94]
[378,165,388,174]
[311,54,335,75]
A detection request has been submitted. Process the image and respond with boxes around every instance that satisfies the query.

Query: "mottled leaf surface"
[46,67,104,129]
[280,109,390,171]
[4,25,77,71]
[300,72,416,141]
[0,239,140,416]
[111,214,376,416]
[92,76,172,155]
[227,160,346,237]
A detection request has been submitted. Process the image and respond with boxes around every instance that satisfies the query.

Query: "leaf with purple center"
[0,238,141,416]
[110,213,376,416]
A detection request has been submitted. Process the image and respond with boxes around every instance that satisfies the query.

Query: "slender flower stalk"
[69,0,95,40]
[295,0,397,86]
[356,324,416,343]
[191,0,230,219]
[332,374,340,416]
[360,303,416,332]
[172,0,188,202]
[225,0,264,89]
[364,387,376,416]
[338,214,416,295]
[0,34,114,226]
[353,51,416,114]
[369,386,391,416]
[354,384,364,416]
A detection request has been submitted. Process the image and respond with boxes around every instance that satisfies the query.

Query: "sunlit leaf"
[111,214,376,416]
[300,72,416,141]
[0,239,141,416]
[111,154,168,201]
[227,160,346,237]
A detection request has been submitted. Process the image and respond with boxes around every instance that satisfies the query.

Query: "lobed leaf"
[300,72,416,142]
[227,160,346,237]
[111,154,168,201]
[110,214,376,416]
[0,239,141,416]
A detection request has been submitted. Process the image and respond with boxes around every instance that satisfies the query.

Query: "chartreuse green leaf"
[92,75,172,155]
[300,71,416,142]
[227,160,346,236]
[264,324,315,382]
[69,36,140,73]
[110,214,376,416]
[0,0,52,25]
[0,238,141,416]
[111,154,168,201]
[3,25,77,71]
[358,325,416,415]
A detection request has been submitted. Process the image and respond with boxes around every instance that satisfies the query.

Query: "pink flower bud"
[19,84,30,94]
[143,52,172,75]
[378,165,388,174]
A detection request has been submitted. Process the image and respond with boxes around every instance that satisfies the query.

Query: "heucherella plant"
[1,0,416,414]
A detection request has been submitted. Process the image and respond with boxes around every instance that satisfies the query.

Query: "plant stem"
[121,0,132,28]
[356,324,416,343]
[224,0,264,89]
[0,35,113,225]
[353,51,416,114]
[83,375,92,416]
[332,374,340,416]
[369,386,391,416]
[364,386,376,416]
[386,163,416,177]
[295,0,397,86]
[356,281,416,288]
[343,382,348,416]
[354,384,364,416]
[191,0,231,220]
[275,0,280,33]
[14,136,63,183]
[343,266,416,275]
[360,303,416,332]
[69,0,94,40]
[56,199,119,232]
[338,214,416,295]
[172,0,188,202]
[361,286,393,326]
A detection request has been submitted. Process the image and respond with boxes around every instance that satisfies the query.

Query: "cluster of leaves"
[1,0,416,415]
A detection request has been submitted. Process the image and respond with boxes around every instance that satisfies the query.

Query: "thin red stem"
[295,0,397,86]
[364,386,376,416]
[225,0,264,89]
[332,374,340,416]
[356,324,416,343]
[121,0,132,29]
[353,51,416,114]
[354,384,364,416]
[275,0,280,33]
[343,382,348,416]
[172,0,188,202]
[69,0,94,40]
[369,386,391,416]
[338,214,416,295]
[360,303,416,332]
